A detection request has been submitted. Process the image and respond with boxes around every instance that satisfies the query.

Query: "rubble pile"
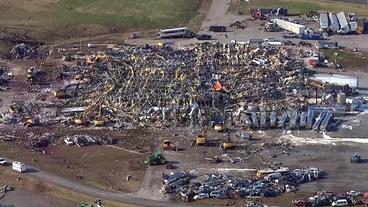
[53,43,308,129]
[64,134,115,147]
[0,66,12,91]
[162,167,323,201]
[10,43,48,59]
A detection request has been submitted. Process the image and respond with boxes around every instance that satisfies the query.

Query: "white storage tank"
[12,161,27,173]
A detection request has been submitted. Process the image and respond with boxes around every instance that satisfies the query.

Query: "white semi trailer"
[336,12,350,34]
[320,12,329,31]
[273,19,305,34]
[328,12,339,33]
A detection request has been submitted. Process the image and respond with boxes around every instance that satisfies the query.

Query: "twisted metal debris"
[56,42,308,128]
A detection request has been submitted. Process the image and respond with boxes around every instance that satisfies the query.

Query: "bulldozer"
[53,83,79,99]
[144,150,167,166]
[85,54,109,65]
[161,140,177,151]
[196,135,208,146]
[214,122,225,132]
[221,132,235,150]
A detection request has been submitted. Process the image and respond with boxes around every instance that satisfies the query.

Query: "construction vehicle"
[26,67,35,82]
[85,54,109,65]
[25,115,37,127]
[161,140,177,151]
[221,132,234,150]
[351,152,362,163]
[74,99,103,126]
[144,150,167,166]
[196,135,208,146]
[53,83,79,99]
[214,123,225,132]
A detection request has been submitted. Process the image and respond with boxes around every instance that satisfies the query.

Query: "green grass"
[0,0,204,40]
[324,49,368,69]
[230,0,368,16]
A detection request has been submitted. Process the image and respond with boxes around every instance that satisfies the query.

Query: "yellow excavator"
[221,132,235,150]
[74,99,105,127]
[195,128,208,146]
[85,54,109,65]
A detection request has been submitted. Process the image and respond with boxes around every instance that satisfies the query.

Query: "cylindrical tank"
[337,93,346,105]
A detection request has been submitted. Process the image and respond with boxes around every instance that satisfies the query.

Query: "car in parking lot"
[332,199,349,206]
[347,191,361,196]
[292,198,309,207]
[0,158,7,166]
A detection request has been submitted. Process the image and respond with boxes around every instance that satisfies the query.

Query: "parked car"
[292,198,309,207]
[364,192,368,197]
[332,199,349,206]
[347,191,361,196]
[0,158,7,166]
[282,32,300,38]
[193,193,209,200]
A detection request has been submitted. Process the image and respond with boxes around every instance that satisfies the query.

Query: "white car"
[332,199,349,206]
[0,158,7,166]
[347,191,361,196]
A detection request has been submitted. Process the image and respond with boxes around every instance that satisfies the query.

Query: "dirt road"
[19,164,202,207]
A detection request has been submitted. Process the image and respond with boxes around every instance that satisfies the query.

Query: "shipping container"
[273,19,305,34]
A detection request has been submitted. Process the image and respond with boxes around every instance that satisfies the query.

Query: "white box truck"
[12,161,27,173]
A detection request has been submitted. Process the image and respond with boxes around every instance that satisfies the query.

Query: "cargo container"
[301,34,321,40]
[209,25,226,32]
[12,161,27,173]
[320,12,329,31]
[328,13,339,33]
[273,19,305,34]
[336,12,350,34]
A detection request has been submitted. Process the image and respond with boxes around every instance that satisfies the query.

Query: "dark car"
[292,198,309,207]
[197,34,212,40]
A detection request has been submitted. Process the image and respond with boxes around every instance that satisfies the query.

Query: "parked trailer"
[319,12,329,31]
[301,34,321,40]
[273,19,305,34]
[209,25,226,32]
[328,13,339,33]
[12,161,27,173]
[157,27,193,39]
[336,12,350,34]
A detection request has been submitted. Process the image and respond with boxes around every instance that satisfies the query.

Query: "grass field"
[0,168,138,207]
[323,49,368,69]
[0,142,145,193]
[0,0,207,40]
[230,0,368,16]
